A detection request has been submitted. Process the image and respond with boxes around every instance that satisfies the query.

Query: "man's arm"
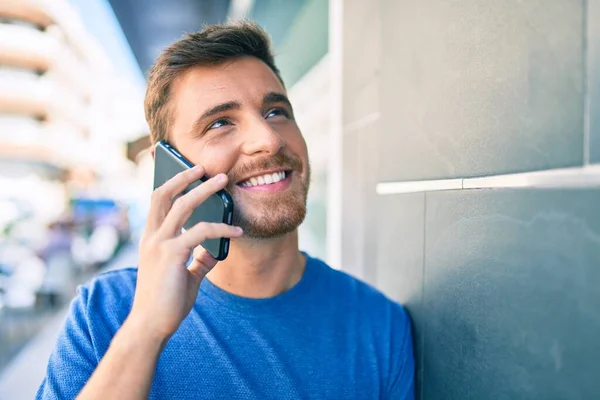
[36,284,167,400]
[73,168,241,400]
[37,166,242,400]
[75,316,165,399]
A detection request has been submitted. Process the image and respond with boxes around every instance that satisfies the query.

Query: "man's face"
[168,56,310,239]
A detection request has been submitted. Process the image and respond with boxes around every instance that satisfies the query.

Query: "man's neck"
[205,230,306,299]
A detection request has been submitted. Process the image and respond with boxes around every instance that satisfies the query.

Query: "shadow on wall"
[420,189,600,399]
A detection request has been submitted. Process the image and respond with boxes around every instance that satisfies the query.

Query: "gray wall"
[340,1,600,398]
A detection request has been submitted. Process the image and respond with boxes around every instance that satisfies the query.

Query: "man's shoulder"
[82,267,138,294]
[68,268,138,340]
[311,257,409,322]
[77,267,138,311]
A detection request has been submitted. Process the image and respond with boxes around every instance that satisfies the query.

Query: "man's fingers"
[159,174,229,237]
[177,222,243,250]
[146,165,205,233]
[187,246,218,280]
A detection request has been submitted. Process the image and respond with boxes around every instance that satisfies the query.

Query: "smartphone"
[153,141,234,260]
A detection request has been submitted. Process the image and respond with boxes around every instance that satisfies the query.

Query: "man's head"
[145,22,310,239]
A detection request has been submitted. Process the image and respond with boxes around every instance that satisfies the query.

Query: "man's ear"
[150,147,156,160]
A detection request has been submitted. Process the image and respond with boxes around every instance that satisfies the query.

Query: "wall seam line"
[584,0,591,165]
[376,165,600,195]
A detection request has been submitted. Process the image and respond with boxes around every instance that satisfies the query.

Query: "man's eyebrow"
[192,101,241,133]
[263,92,292,108]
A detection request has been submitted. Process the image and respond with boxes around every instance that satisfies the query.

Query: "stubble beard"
[231,164,310,240]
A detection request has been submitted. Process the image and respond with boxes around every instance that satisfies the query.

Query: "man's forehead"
[172,57,285,105]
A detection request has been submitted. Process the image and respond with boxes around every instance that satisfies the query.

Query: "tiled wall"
[590,0,600,164]
[340,0,600,398]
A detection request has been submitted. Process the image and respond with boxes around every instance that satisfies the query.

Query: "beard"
[228,153,310,239]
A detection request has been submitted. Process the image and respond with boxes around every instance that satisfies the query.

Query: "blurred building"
[0,0,147,237]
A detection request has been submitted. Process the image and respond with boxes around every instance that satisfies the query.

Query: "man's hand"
[131,165,242,339]
[76,165,242,400]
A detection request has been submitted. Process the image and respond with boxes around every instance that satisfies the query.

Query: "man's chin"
[230,180,309,239]
[233,208,307,240]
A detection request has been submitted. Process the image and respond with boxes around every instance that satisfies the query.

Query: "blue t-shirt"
[36,255,414,399]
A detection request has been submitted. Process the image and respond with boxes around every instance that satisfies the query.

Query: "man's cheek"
[200,154,237,177]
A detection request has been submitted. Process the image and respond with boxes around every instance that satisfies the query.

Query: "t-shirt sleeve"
[36,285,98,400]
[387,305,416,399]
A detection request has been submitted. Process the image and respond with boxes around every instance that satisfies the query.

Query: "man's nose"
[241,116,284,156]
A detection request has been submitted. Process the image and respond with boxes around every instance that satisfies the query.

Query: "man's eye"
[265,108,289,119]
[209,119,230,130]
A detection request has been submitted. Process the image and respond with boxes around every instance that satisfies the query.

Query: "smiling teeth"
[241,171,286,187]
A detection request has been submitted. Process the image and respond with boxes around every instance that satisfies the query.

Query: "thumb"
[187,245,218,281]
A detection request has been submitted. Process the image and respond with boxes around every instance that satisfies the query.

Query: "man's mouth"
[237,170,292,189]
[238,170,289,187]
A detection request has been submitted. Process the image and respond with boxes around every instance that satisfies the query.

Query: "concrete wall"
[338,0,600,398]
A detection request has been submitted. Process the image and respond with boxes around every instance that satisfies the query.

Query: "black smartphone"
[153,141,234,260]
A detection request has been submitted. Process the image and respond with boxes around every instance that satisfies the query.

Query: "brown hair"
[144,21,282,144]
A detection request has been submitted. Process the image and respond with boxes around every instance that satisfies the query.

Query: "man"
[36,22,415,399]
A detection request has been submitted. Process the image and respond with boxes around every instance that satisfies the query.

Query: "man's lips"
[235,169,292,186]
[235,170,293,192]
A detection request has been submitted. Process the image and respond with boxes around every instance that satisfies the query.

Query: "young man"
[36,22,415,399]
